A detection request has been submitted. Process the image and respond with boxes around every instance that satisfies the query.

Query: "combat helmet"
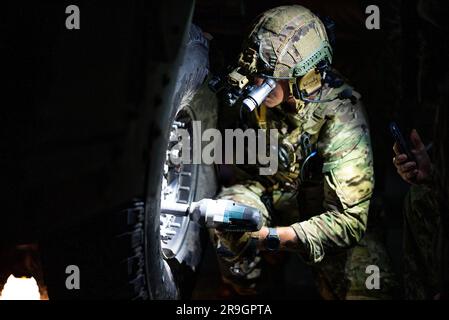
[222,5,341,110]
[211,5,338,110]
[241,5,332,79]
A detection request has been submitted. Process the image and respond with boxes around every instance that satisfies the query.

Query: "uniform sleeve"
[291,98,375,264]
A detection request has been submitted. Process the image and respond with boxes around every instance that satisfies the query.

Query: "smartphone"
[389,121,415,162]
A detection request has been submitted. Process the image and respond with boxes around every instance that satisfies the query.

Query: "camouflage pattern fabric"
[242,5,332,78]
[210,182,268,295]
[213,82,387,298]
[315,228,399,300]
[245,83,374,264]
[290,85,374,264]
[403,183,446,299]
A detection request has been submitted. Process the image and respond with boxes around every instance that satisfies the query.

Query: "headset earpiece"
[298,69,323,98]
[292,80,301,100]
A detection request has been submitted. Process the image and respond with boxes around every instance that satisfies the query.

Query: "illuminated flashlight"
[242,78,276,111]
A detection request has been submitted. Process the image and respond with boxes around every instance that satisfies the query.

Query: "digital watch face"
[266,234,280,251]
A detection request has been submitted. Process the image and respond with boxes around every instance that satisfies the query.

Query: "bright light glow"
[0,275,41,300]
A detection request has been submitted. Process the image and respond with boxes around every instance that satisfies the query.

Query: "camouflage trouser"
[212,180,398,299]
[210,181,271,295]
[403,184,445,299]
[315,227,399,300]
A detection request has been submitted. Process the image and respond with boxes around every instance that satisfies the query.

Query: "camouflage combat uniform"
[212,5,397,299]
[214,82,380,298]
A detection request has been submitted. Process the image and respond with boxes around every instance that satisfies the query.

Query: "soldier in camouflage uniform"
[212,5,395,299]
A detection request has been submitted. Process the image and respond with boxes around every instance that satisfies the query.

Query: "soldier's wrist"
[278,227,299,251]
[251,227,269,250]
[253,227,297,251]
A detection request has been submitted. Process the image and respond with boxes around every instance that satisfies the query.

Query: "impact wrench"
[160,199,263,232]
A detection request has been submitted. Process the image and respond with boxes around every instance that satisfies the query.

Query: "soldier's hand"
[393,129,432,185]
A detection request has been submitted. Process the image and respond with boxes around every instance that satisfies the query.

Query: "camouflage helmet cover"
[241,5,333,78]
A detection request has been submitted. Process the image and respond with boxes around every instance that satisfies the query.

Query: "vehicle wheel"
[39,24,218,300]
[145,24,218,299]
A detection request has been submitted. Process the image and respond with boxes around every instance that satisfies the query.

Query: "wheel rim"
[159,107,198,261]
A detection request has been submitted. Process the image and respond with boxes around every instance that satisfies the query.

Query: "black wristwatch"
[264,227,280,251]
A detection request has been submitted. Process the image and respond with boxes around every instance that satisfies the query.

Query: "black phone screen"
[389,121,415,162]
